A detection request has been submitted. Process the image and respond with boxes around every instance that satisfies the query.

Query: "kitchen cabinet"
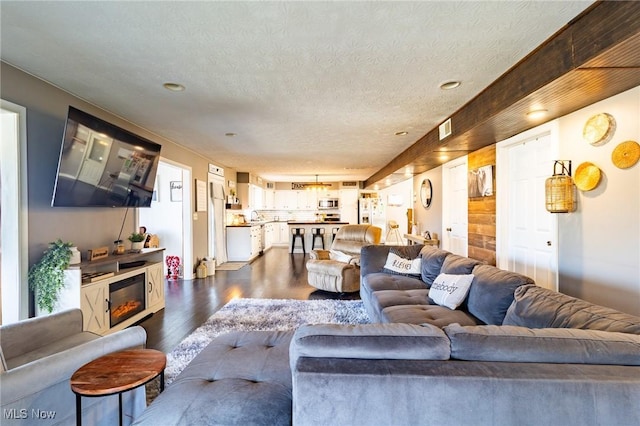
[274,222,289,246]
[264,222,275,250]
[275,190,297,210]
[264,189,276,209]
[297,190,317,210]
[227,225,262,261]
[237,183,264,209]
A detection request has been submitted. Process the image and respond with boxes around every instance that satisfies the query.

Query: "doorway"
[442,156,468,256]
[496,122,559,291]
[138,159,193,279]
[1,100,29,324]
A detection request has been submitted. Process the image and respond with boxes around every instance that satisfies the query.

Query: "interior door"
[497,128,558,290]
[77,132,112,185]
[442,157,468,256]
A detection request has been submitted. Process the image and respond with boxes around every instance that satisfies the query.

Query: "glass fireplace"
[109,273,146,327]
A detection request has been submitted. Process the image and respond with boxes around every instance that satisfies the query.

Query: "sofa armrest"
[309,249,330,260]
[0,309,84,361]
[0,325,147,405]
[290,323,450,370]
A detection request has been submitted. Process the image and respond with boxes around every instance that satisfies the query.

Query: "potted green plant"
[128,232,146,251]
[28,239,74,314]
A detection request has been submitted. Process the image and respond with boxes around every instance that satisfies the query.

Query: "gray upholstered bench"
[133,330,294,425]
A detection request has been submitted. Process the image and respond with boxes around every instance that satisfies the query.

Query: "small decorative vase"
[69,246,81,264]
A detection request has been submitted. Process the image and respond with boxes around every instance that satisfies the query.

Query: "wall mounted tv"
[51,106,162,207]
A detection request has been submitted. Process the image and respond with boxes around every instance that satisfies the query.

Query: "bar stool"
[291,228,305,254]
[331,227,340,243]
[311,227,325,250]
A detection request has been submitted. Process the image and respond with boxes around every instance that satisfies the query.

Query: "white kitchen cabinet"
[227,225,262,261]
[264,189,276,209]
[297,190,317,210]
[275,190,297,209]
[264,222,275,250]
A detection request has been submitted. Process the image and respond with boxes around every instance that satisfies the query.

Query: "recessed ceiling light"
[225,132,237,137]
[163,82,185,92]
[527,109,548,120]
[440,81,461,90]
[395,131,409,136]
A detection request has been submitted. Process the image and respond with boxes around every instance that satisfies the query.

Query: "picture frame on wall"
[468,165,494,198]
[170,181,183,202]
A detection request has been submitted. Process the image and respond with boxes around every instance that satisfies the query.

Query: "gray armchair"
[306,224,382,293]
[0,308,147,425]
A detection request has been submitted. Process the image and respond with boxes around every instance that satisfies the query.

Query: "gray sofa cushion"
[440,253,480,275]
[369,289,431,320]
[419,246,450,286]
[134,330,293,426]
[445,323,640,366]
[466,264,535,325]
[290,323,450,366]
[381,304,479,327]
[503,285,640,334]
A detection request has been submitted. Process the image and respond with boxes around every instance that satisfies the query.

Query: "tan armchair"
[306,224,382,293]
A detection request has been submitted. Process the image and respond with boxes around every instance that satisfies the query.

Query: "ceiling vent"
[439,119,452,140]
[341,181,358,187]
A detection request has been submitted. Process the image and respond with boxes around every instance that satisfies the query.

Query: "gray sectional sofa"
[135,244,640,426]
[0,308,148,426]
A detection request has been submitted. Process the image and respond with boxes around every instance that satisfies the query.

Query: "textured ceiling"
[0,1,593,183]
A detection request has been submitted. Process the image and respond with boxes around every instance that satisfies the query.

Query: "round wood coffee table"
[70,348,166,426]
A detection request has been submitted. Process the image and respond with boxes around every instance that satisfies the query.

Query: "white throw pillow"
[330,250,354,263]
[429,273,475,310]
[383,251,422,276]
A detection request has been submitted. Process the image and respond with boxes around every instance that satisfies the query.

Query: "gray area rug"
[164,298,370,386]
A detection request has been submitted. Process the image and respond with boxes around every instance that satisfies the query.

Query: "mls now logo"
[4,408,56,420]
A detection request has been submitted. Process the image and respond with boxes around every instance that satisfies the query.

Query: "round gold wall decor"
[612,140,640,169]
[574,162,601,191]
[583,113,615,146]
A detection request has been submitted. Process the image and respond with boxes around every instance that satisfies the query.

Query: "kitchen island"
[287,222,350,253]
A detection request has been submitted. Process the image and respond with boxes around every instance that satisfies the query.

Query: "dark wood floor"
[138,247,358,353]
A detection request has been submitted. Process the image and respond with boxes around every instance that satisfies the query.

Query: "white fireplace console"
[64,248,165,335]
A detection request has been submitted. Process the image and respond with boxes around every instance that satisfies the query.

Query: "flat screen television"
[51,106,162,207]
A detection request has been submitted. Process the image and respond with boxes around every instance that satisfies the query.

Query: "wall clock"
[420,179,432,208]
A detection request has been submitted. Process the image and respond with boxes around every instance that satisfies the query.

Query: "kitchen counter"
[287,221,349,225]
[287,222,351,253]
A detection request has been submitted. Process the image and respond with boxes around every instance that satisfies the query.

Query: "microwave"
[318,198,339,209]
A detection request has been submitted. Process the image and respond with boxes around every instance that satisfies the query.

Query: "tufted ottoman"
[132,330,294,425]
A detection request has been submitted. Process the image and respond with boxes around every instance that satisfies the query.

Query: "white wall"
[557,86,640,315]
[412,166,443,240]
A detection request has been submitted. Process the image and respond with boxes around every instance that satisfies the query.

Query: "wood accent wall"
[468,145,496,266]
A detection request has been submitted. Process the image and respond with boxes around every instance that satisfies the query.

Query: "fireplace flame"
[112,300,142,319]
